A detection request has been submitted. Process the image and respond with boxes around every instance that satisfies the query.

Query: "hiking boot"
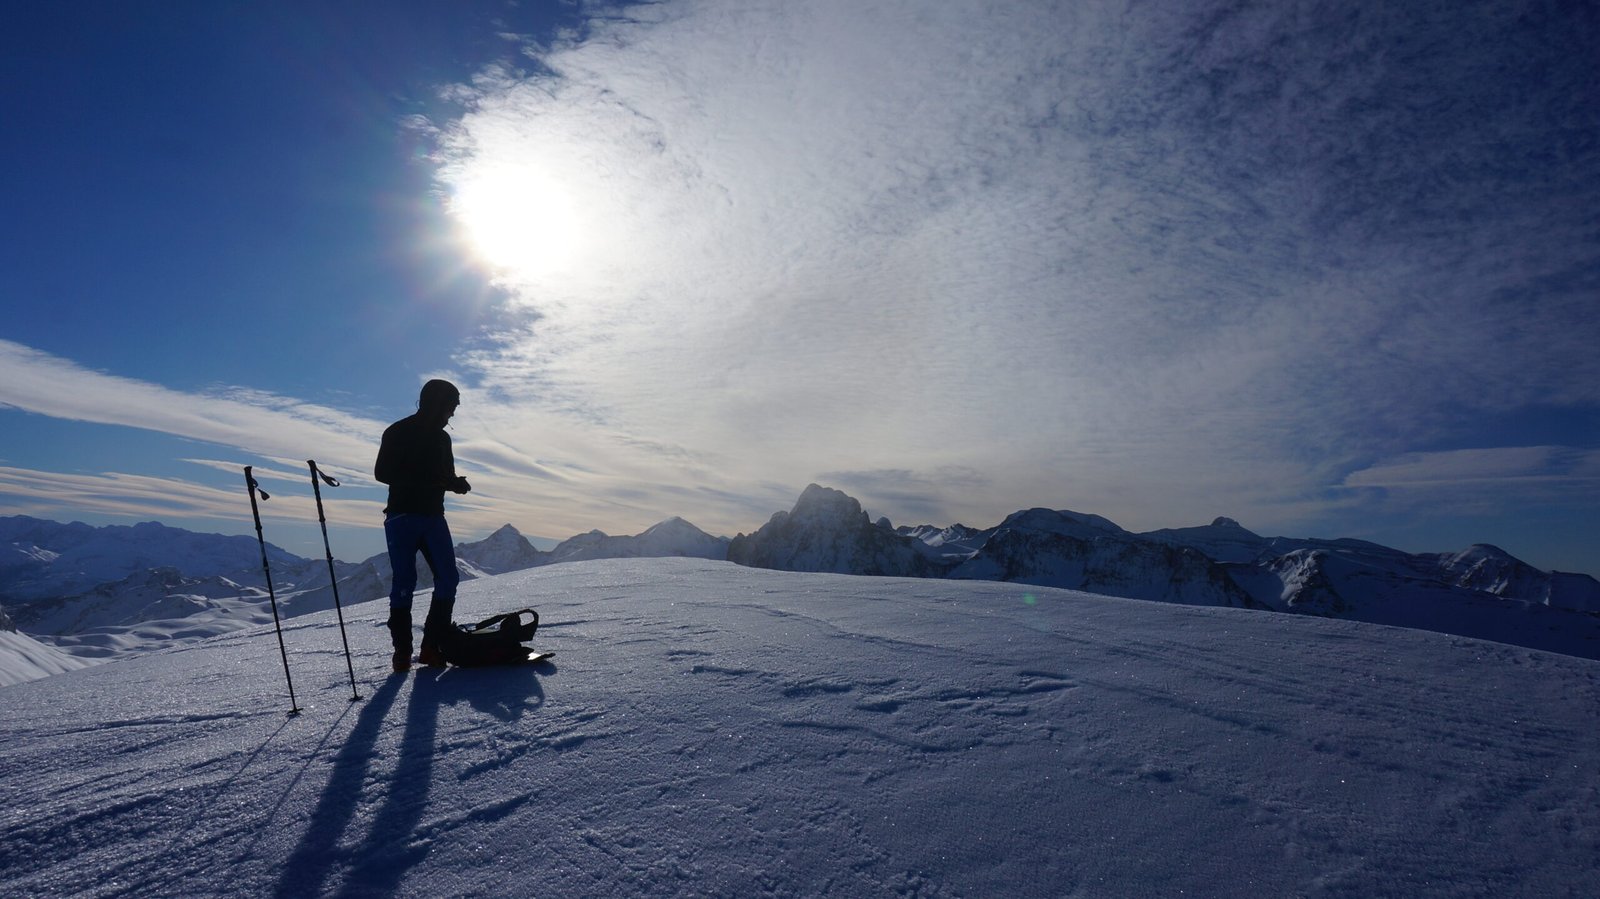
[418,604,453,668]
[387,609,414,673]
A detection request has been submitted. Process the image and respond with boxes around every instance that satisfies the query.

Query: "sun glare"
[450,165,583,279]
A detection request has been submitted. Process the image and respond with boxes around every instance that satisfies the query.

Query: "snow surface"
[2,558,1597,897]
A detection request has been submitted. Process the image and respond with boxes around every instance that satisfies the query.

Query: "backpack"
[438,608,541,667]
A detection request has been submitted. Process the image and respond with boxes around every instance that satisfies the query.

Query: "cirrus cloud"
[422,0,1599,540]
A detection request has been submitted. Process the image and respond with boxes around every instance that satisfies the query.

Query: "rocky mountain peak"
[790,484,870,525]
[728,485,935,577]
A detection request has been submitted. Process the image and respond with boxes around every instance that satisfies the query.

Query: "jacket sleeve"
[374,426,401,485]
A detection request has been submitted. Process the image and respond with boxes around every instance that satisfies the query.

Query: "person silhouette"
[375,378,472,671]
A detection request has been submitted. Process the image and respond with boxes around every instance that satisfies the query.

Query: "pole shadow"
[271,674,404,899]
[274,663,549,898]
[332,667,444,897]
[337,664,547,897]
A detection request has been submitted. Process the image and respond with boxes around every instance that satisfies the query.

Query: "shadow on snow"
[272,664,548,898]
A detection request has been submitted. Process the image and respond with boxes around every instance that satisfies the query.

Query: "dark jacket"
[375,413,455,515]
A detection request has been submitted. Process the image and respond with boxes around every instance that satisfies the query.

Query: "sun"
[449,164,583,279]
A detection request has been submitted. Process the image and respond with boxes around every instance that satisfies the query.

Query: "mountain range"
[3,483,1597,684]
[732,485,1599,659]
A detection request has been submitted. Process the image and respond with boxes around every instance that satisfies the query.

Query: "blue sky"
[2,0,1597,577]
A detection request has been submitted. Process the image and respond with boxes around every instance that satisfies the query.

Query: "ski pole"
[243,467,301,716]
[308,460,361,701]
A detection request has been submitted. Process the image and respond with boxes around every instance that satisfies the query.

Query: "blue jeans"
[385,513,459,614]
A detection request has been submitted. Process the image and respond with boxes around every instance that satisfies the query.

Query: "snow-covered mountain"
[894,522,988,557]
[11,567,262,636]
[0,515,373,660]
[726,484,942,577]
[944,509,1252,608]
[1434,544,1600,611]
[1140,516,1276,563]
[543,516,728,566]
[355,519,724,590]
[454,523,548,576]
[730,486,1600,661]
[1,559,1597,896]
[0,516,304,602]
[1144,517,1600,613]
[0,517,349,667]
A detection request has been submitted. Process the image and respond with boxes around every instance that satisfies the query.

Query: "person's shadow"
[272,664,547,898]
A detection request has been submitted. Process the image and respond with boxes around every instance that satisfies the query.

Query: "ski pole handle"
[308,459,340,488]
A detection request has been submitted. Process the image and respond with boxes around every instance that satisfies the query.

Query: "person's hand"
[450,476,472,494]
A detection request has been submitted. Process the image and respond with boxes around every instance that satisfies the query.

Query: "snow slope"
[2,559,1596,897]
[0,629,101,686]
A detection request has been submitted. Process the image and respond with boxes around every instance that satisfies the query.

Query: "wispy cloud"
[0,339,382,474]
[0,465,383,531]
[1345,447,1600,494]
[0,340,724,538]
[417,0,1597,537]
[1335,447,1600,545]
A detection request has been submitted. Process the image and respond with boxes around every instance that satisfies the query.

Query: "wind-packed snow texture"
[2,559,1596,897]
